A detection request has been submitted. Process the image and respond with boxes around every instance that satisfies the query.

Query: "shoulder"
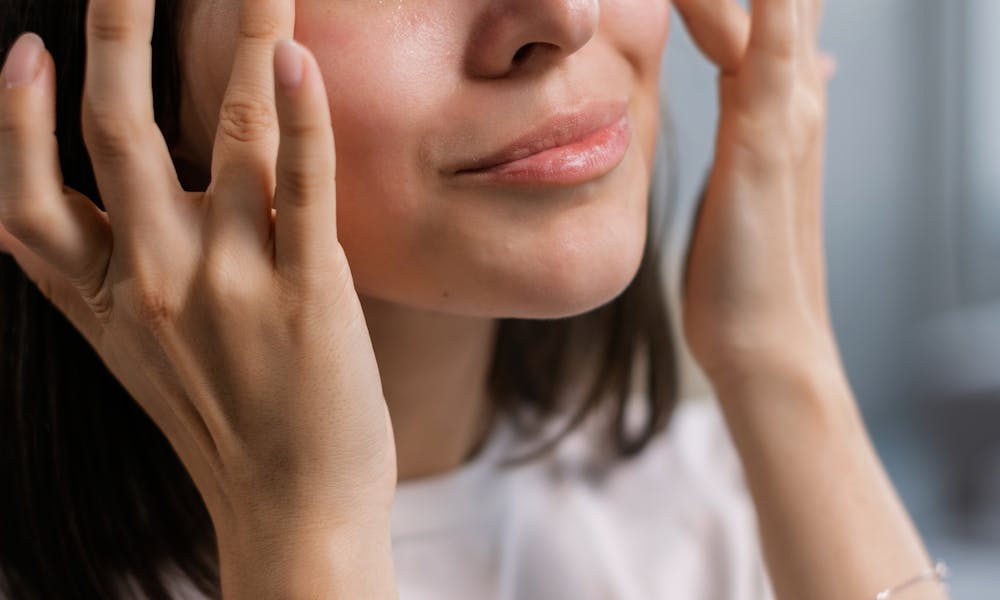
[640,394,747,495]
[576,394,754,518]
[602,396,760,546]
[536,394,749,500]
[521,394,775,599]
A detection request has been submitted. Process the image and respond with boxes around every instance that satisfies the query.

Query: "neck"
[359,295,499,482]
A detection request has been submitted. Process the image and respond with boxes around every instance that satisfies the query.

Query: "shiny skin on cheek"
[293,5,460,174]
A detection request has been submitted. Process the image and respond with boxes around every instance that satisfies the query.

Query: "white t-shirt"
[158,395,775,599]
[388,395,775,600]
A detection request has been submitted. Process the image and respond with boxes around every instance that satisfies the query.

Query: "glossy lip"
[450,101,632,187]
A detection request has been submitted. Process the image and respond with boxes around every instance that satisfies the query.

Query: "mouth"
[450,100,632,187]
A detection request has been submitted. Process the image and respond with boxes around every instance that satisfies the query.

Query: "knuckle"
[129,278,180,330]
[276,246,353,304]
[0,201,57,248]
[0,108,25,140]
[787,88,826,154]
[280,119,322,141]
[796,92,826,135]
[276,163,331,202]
[87,2,140,44]
[771,36,796,60]
[88,17,133,44]
[0,97,40,148]
[82,102,147,162]
[750,28,796,62]
[218,95,275,144]
[239,12,282,42]
[201,252,257,309]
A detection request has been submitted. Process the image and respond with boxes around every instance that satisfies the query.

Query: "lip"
[450,101,632,187]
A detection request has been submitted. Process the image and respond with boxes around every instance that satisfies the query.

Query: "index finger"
[672,0,750,74]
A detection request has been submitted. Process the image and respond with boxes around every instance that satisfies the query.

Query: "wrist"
[708,348,864,440]
[706,333,848,403]
[705,350,943,600]
[215,508,396,599]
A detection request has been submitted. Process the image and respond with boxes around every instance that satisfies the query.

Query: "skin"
[0,0,950,598]
[170,0,668,482]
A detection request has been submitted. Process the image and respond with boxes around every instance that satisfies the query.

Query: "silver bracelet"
[874,561,949,599]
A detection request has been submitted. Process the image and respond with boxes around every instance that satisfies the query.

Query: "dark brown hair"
[0,2,679,597]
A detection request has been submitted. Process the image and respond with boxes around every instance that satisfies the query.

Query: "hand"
[0,0,395,555]
[672,0,839,384]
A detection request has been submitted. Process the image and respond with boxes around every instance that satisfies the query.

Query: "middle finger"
[796,0,823,72]
[805,0,823,43]
[743,0,797,109]
[208,0,295,248]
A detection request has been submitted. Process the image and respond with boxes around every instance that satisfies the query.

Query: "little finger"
[0,33,112,299]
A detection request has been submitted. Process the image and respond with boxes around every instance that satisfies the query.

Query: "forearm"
[215,510,397,599]
[713,354,948,600]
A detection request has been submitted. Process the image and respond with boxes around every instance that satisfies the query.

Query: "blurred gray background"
[661,1,1000,597]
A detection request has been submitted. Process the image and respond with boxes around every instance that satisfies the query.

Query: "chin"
[500,266,643,320]
[438,213,650,321]
[494,228,648,320]
[352,215,648,322]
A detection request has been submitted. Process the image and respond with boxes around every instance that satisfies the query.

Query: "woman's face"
[176,1,669,319]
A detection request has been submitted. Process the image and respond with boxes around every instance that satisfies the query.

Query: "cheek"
[595,0,669,176]
[603,0,671,61]
[292,12,467,299]
[294,12,457,214]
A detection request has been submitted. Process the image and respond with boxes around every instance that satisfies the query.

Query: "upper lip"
[450,99,629,174]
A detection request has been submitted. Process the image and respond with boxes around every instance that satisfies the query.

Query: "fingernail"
[4,33,45,89]
[274,40,304,90]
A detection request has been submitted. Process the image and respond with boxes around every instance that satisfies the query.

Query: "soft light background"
[662,1,1000,597]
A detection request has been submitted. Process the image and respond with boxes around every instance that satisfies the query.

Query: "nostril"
[512,43,536,65]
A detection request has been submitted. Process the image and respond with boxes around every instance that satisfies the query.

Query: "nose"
[466,0,600,78]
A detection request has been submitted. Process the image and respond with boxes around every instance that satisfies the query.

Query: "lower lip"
[456,116,632,186]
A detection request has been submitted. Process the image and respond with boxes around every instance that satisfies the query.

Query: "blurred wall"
[959,0,1000,303]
